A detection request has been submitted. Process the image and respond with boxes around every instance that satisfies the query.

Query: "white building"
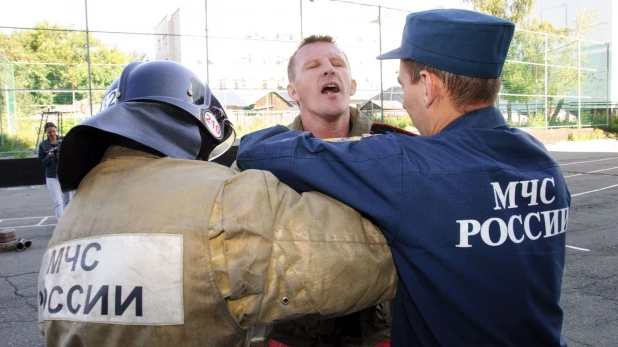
[154,7,209,83]
[153,2,465,97]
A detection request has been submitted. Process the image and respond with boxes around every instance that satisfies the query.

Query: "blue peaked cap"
[377,9,515,78]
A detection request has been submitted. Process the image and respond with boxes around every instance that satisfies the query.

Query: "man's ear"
[350,78,357,96]
[420,70,436,108]
[287,83,300,102]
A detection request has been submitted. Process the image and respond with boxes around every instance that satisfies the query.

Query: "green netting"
[0,3,615,156]
[498,30,610,128]
[1,53,17,138]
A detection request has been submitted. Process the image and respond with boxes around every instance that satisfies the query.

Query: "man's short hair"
[402,60,501,112]
[287,34,349,82]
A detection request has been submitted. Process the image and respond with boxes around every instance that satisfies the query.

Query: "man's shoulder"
[288,114,303,131]
[349,107,372,135]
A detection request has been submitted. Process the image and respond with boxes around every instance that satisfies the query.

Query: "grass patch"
[1,117,80,158]
[573,116,618,140]
[0,135,35,158]
[568,128,609,141]
[369,115,413,129]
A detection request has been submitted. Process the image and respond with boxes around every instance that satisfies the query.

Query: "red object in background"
[268,338,390,346]
[268,340,290,347]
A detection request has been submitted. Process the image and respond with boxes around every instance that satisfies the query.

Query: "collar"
[441,106,508,132]
[289,107,372,137]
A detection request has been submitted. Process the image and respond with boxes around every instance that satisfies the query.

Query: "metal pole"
[577,39,581,128]
[3,56,12,137]
[71,64,76,125]
[84,0,94,117]
[205,0,210,84]
[607,43,610,127]
[544,33,548,129]
[300,0,304,38]
[1,55,5,146]
[379,5,384,123]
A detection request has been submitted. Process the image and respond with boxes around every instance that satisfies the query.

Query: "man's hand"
[48,150,56,158]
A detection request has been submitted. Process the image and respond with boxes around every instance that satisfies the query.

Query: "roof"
[371,86,404,103]
[211,89,295,108]
[211,88,406,110]
[350,90,380,102]
[274,90,295,103]
[267,91,294,106]
[360,100,403,110]
[211,89,268,108]
[357,86,404,109]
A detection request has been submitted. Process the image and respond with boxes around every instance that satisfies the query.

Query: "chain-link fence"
[0,53,17,147]
[0,0,613,156]
[498,29,611,129]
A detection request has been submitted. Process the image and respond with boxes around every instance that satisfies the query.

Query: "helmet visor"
[207,119,236,161]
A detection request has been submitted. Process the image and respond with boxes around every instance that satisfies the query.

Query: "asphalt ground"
[0,149,617,347]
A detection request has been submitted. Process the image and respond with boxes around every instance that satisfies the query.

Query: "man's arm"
[209,169,397,328]
[236,125,405,240]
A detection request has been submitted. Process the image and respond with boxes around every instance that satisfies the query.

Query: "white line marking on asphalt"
[572,184,618,197]
[10,224,57,229]
[36,217,49,226]
[561,157,618,166]
[0,216,55,221]
[1,185,46,191]
[566,245,590,251]
[563,166,618,178]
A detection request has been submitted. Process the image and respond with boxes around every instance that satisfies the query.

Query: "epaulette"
[370,122,418,136]
[323,135,366,142]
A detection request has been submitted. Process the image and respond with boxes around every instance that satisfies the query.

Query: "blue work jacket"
[237,107,570,347]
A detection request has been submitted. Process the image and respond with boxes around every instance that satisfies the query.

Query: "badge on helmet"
[101,88,118,111]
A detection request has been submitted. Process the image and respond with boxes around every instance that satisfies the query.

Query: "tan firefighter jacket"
[269,107,393,347]
[38,147,396,347]
[288,106,372,137]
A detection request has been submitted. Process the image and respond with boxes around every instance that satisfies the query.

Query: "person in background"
[37,122,71,219]
[237,9,571,346]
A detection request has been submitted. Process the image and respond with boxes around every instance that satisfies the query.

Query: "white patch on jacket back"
[38,234,184,325]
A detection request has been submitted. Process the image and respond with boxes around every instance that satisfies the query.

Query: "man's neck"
[300,108,351,139]
[425,101,493,136]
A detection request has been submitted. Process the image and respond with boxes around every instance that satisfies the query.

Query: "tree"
[463,0,595,125]
[463,0,533,23]
[0,21,143,117]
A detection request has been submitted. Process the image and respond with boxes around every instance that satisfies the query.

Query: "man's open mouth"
[321,84,340,94]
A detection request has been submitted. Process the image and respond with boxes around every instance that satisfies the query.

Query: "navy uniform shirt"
[237,107,570,347]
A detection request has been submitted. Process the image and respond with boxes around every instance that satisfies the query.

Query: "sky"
[0,0,470,58]
[2,0,614,100]
[0,0,469,31]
